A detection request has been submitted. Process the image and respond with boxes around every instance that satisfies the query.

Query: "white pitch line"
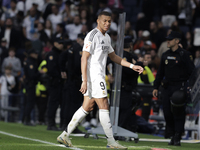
[0,131,84,150]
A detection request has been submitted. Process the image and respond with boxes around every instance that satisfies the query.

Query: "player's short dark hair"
[98,11,111,18]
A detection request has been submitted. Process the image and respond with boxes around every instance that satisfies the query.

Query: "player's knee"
[82,105,93,112]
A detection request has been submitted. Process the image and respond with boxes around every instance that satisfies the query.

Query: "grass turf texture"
[0,121,199,150]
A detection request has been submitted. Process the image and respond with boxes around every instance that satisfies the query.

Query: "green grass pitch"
[0,121,199,150]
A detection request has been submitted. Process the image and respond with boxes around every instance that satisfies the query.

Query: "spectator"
[44,19,53,39]
[135,12,150,34]
[137,53,155,121]
[178,0,196,26]
[150,49,160,71]
[149,21,166,50]
[138,53,155,85]
[12,11,24,32]
[81,24,89,34]
[52,23,65,42]
[170,20,187,48]
[25,0,44,16]
[22,7,44,41]
[194,49,200,66]
[16,0,25,12]
[0,1,6,26]
[0,0,18,26]
[0,38,8,69]
[133,30,157,51]
[42,0,53,22]
[65,15,82,41]
[157,29,172,58]
[1,47,21,77]
[142,0,155,23]
[110,31,117,50]
[124,21,136,44]
[55,0,65,14]
[62,0,74,24]
[37,22,49,45]
[80,8,91,30]
[185,31,194,54]
[2,0,11,8]
[0,66,16,120]
[0,18,20,49]
[79,0,93,15]
[47,4,62,34]
[160,0,178,27]
[96,0,112,16]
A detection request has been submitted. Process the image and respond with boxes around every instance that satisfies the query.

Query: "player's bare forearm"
[81,51,91,81]
[109,52,143,74]
[109,52,131,67]
[80,51,90,94]
[81,55,88,82]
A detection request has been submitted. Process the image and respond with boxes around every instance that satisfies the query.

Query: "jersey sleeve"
[108,36,114,54]
[82,32,94,54]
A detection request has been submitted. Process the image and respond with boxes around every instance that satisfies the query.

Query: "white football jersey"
[82,28,114,82]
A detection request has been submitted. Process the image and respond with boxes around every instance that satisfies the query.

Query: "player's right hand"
[152,89,158,97]
[79,81,87,94]
[132,65,143,74]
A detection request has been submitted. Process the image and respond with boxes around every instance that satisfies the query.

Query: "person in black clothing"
[118,37,143,131]
[23,48,43,126]
[0,38,8,73]
[59,33,85,131]
[152,31,195,146]
[46,36,65,130]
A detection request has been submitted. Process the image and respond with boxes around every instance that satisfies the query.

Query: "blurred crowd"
[0,0,200,130]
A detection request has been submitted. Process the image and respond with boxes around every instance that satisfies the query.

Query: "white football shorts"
[84,77,107,99]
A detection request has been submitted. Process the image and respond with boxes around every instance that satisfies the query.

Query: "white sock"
[59,130,67,138]
[65,106,88,136]
[99,109,115,142]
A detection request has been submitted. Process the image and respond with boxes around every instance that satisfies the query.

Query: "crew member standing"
[23,49,43,125]
[119,36,143,130]
[59,34,85,131]
[152,31,195,146]
[46,37,65,130]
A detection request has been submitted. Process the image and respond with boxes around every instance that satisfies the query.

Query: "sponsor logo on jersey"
[102,46,109,53]
[86,43,91,49]
[103,90,106,95]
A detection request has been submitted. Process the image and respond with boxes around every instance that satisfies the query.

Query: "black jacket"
[154,46,195,89]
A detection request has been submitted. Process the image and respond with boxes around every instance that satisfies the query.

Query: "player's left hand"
[79,81,87,94]
[132,65,143,74]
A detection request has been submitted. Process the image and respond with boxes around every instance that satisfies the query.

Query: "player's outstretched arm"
[108,52,143,74]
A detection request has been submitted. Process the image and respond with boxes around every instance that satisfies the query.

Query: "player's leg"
[57,96,95,147]
[95,97,127,149]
